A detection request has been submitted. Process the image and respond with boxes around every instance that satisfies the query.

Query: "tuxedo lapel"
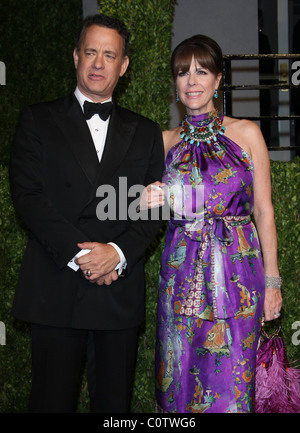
[94,105,138,186]
[50,95,138,205]
[81,105,137,206]
[50,93,100,185]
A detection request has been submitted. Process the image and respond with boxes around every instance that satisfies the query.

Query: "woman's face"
[176,55,222,115]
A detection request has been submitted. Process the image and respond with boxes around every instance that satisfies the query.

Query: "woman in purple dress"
[142,35,282,413]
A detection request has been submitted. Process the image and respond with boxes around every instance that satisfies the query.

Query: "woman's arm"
[138,128,182,210]
[248,121,283,321]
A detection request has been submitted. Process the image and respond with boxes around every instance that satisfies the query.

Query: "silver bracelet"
[264,275,282,289]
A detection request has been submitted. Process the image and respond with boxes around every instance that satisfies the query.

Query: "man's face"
[73,25,129,102]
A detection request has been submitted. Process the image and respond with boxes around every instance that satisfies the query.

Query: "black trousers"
[29,324,139,413]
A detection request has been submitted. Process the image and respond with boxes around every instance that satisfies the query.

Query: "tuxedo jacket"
[10,92,164,330]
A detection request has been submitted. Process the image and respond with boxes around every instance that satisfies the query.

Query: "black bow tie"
[83,100,113,121]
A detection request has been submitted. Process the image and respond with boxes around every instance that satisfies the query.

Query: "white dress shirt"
[67,87,126,275]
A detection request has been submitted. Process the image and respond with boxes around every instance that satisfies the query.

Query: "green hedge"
[268,158,300,362]
[0,0,83,166]
[98,0,175,129]
[0,167,29,411]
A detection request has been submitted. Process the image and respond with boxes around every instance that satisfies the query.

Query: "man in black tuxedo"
[10,14,164,413]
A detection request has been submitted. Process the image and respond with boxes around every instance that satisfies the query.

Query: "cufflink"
[118,266,127,278]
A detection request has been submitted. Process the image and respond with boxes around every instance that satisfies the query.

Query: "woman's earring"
[214,90,218,99]
[176,90,180,102]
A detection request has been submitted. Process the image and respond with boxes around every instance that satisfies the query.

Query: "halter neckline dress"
[155,112,264,413]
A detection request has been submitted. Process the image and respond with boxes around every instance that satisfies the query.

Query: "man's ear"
[73,48,79,69]
[120,56,129,77]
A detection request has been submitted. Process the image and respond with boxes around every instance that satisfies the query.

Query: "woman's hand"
[138,181,166,210]
[263,288,283,321]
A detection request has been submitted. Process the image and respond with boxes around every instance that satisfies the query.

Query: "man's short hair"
[75,13,130,57]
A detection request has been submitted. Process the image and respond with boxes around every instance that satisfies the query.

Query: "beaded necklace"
[180,110,226,145]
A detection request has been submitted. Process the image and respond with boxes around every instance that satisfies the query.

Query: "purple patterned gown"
[155,112,265,413]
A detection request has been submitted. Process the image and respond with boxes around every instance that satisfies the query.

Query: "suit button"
[79,218,86,224]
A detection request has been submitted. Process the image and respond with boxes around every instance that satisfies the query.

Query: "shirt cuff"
[108,242,127,275]
[67,249,91,271]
